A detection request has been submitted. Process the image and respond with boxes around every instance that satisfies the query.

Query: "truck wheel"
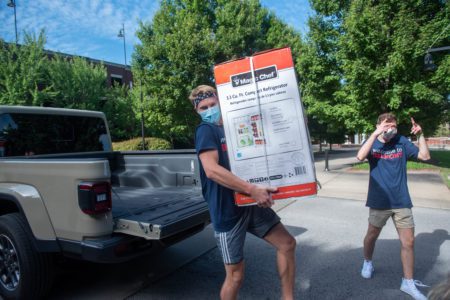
[0,213,53,299]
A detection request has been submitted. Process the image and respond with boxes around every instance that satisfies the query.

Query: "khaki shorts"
[369,208,415,229]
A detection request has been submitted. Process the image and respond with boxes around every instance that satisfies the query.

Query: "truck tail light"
[78,182,112,215]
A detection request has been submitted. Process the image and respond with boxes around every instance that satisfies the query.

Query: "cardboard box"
[213,47,317,206]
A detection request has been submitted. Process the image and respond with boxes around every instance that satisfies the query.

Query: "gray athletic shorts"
[214,206,281,265]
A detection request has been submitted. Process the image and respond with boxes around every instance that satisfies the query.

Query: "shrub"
[112,137,172,151]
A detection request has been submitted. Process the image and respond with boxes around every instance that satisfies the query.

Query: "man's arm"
[356,132,378,161]
[416,134,431,161]
[356,120,392,161]
[199,149,277,208]
[411,118,430,161]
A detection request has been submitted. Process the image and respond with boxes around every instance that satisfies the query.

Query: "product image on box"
[234,114,266,149]
[214,47,317,206]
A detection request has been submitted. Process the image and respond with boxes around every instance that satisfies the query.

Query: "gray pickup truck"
[0,106,210,299]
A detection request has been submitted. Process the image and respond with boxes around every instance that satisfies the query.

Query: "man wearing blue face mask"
[189,85,296,300]
[356,112,431,300]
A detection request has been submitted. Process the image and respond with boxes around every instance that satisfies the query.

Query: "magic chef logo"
[231,65,278,87]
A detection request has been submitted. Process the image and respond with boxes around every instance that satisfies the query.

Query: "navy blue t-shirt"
[366,135,419,209]
[195,122,244,232]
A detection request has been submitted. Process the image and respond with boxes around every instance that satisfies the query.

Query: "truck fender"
[0,184,60,252]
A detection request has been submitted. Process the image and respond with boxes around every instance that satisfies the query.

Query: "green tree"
[133,0,216,147]
[134,0,303,147]
[338,0,448,135]
[103,85,138,141]
[46,56,137,140]
[297,3,349,146]
[0,31,137,140]
[0,31,51,106]
[46,55,108,109]
[300,0,449,140]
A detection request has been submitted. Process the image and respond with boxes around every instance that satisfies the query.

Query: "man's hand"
[374,119,395,136]
[410,117,423,135]
[249,185,278,208]
[199,150,280,207]
[410,117,431,161]
[356,119,395,161]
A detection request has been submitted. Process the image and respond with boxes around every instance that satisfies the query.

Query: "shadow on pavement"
[294,229,450,300]
[128,227,450,300]
[128,225,308,300]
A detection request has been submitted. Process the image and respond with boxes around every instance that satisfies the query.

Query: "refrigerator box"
[213,47,317,206]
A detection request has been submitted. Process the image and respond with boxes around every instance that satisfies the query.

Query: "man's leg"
[364,223,382,260]
[397,227,415,279]
[215,211,249,300]
[392,209,416,280]
[221,261,245,300]
[264,223,296,300]
[397,227,427,299]
[364,208,391,260]
[361,209,389,279]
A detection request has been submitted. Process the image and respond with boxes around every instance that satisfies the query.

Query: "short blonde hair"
[189,85,217,107]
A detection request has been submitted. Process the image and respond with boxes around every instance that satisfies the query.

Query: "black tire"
[0,213,54,299]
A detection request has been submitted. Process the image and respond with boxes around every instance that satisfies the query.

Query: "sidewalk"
[312,148,450,210]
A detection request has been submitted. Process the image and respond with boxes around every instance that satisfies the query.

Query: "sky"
[0,0,313,66]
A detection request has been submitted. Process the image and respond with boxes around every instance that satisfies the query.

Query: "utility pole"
[7,0,18,44]
[117,23,127,66]
[140,78,146,150]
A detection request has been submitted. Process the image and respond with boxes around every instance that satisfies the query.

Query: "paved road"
[129,197,450,300]
[48,148,450,299]
[49,196,450,300]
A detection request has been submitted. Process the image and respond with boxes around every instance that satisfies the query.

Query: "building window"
[111,74,123,86]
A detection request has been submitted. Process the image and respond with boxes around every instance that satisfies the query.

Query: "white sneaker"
[400,278,428,300]
[361,260,374,279]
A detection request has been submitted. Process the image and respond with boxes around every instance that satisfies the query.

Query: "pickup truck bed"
[112,186,208,240]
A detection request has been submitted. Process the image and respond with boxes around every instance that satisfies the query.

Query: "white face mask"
[383,128,397,140]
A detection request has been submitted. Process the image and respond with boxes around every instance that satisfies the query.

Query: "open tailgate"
[112,187,210,240]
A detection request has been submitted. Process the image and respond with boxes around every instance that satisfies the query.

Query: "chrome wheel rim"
[0,234,20,291]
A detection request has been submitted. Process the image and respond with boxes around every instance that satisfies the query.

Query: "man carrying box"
[189,85,296,300]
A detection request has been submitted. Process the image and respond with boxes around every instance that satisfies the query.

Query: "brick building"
[44,49,133,88]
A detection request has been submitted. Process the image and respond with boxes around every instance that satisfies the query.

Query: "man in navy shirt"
[356,113,430,300]
[189,85,296,300]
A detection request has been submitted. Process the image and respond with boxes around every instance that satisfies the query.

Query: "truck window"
[0,113,109,157]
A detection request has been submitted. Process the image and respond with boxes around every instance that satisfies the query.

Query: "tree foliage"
[46,55,107,109]
[133,0,303,147]
[0,31,137,141]
[340,0,449,135]
[0,31,49,106]
[298,10,348,144]
[302,0,449,137]
[103,85,138,141]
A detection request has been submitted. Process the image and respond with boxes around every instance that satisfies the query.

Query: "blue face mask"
[199,105,221,124]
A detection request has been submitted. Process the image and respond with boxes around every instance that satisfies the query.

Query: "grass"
[429,150,450,168]
[352,150,450,188]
